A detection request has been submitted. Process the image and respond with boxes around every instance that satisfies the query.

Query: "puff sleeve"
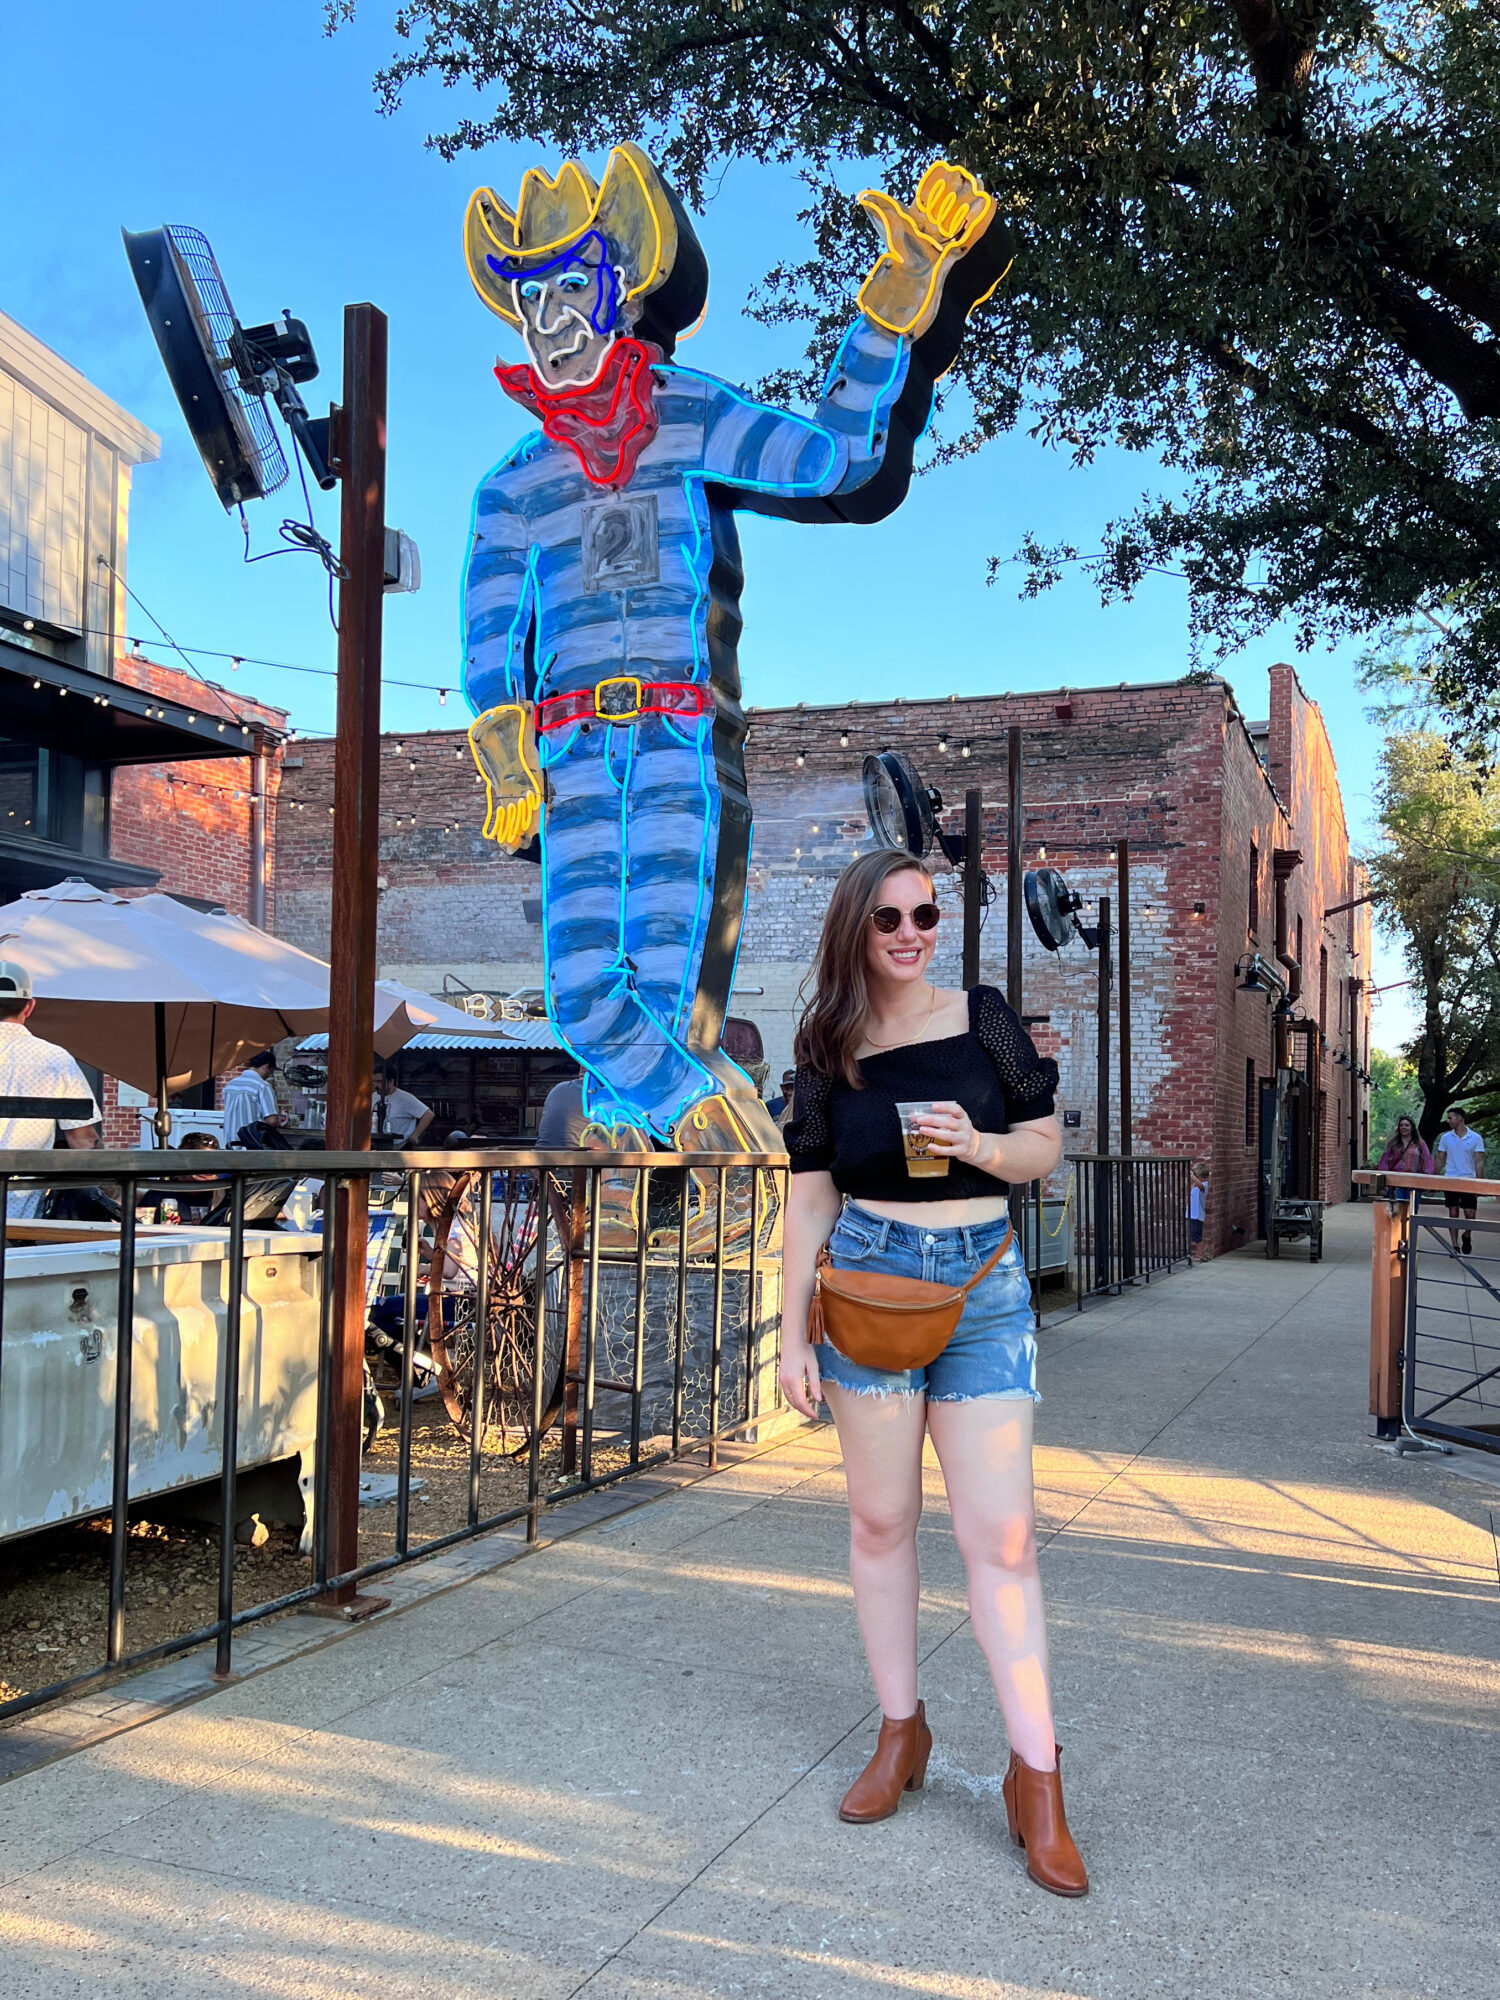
[972,986,1059,1122]
[783,1065,836,1174]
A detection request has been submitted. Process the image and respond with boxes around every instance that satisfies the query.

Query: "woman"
[1376,1114,1432,1199]
[780,849,1087,1897]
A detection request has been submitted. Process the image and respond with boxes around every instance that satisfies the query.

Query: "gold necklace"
[863,984,937,1051]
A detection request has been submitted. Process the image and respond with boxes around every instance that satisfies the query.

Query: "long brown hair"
[794,850,935,1087]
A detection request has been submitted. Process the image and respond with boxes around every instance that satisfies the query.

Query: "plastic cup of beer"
[896,1100,949,1178]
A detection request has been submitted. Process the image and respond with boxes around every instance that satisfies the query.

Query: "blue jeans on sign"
[816,1201,1039,1404]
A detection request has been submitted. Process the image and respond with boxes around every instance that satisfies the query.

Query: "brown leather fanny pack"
[809,1222,1016,1372]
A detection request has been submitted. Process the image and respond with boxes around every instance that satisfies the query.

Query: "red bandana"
[495,338,662,489]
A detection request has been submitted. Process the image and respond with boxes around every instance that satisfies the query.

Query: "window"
[0,741,107,854]
[1245,1059,1256,1144]
[1248,844,1259,938]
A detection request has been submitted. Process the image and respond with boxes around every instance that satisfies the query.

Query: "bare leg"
[927,1397,1058,1771]
[825,1384,928,1718]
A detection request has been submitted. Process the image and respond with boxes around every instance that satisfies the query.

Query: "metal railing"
[1065,1153,1192,1300]
[1404,1194,1500,1452]
[0,1146,786,1723]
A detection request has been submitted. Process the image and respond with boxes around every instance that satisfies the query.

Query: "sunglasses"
[871,902,941,934]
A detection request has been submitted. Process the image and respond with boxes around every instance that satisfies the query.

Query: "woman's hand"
[779,1333,824,1421]
[914,1100,986,1165]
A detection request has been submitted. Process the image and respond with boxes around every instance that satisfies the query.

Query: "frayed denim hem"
[819,1380,921,1402]
[927,1386,1042,1405]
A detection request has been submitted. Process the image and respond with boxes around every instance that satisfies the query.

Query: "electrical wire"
[99,560,243,726]
[237,417,345,635]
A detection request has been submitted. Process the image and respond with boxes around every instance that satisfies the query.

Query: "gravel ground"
[1,1397,643,1715]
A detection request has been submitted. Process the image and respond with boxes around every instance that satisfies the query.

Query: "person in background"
[222,1051,286,1145]
[1376,1115,1432,1204]
[767,1068,798,1123]
[143,1131,224,1224]
[1187,1161,1209,1261]
[372,1068,434,1147]
[0,960,101,1217]
[1437,1105,1486,1255]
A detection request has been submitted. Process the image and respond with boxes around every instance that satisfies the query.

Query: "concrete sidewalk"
[2,1204,1497,1999]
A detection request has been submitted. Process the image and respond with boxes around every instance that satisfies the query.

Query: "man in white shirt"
[373,1070,433,1148]
[221,1051,286,1145]
[1437,1105,1486,1255]
[0,960,101,1217]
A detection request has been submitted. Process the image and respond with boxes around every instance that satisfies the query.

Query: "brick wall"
[272,667,1370,1253]
[99,656,288,1142]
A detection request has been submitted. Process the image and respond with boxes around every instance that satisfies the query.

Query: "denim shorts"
[817,1202,1038,1404]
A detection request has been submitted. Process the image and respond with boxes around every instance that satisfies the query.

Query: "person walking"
[0,960,101,1216]
[779,850,1086,1897]
[222,1051,286,1145]
[1437,1106,1486,1254]
[1376,1115,1433,1203]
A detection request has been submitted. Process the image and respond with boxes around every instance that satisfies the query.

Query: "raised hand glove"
[468,703,542,853]
[857,163,998,340]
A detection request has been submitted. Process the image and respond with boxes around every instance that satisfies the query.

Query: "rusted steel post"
[1369,1194,1407,1437]
[1006,727,1023,1014]
[321,303,387,1608]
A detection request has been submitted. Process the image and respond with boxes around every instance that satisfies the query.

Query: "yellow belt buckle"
[594,674,644,722]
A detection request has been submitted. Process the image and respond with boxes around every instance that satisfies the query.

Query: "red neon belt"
[534,675,713,733]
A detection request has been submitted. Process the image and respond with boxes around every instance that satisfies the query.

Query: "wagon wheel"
[424,1169,569,1455]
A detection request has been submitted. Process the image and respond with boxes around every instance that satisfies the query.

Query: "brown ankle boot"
[838,1702,932,1823]
[1002,1746,1088,1896]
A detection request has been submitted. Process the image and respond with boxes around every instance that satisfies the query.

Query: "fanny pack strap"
[815,1222,1015,1291]
[957,1224,1014,1293]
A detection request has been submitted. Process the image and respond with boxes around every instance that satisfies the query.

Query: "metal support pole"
[1116,840,1136,1280]
[320,301,388,1613]
[1116,840,1133,1155]
[1094,896,1112,1295]
[1095,897,1112,1156]
[248,736,268,930]
[1006,727,1023,1014]
[214,1178,246,1679]
[151,1002,171,1147]
[962,786,982,990]
[107,1179,138,1664]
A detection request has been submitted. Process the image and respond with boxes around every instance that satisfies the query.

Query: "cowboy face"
[507,235,627,388]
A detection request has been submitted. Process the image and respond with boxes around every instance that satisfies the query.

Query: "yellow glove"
[857,162,998,339]
[468,702,542,853]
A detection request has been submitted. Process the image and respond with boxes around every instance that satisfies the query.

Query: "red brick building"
[97,654,288,1144]
[273,663,1369,1254]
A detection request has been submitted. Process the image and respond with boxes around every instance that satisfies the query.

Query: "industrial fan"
[123,223,335,507]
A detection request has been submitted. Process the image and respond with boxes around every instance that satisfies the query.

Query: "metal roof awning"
[0,840,159,892]
[297,1023,565,1054]
[0,640,268,765]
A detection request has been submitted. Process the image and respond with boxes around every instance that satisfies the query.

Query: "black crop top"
[783,986,1058,1201]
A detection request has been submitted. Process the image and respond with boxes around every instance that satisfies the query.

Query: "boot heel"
[906,1738,931,1791]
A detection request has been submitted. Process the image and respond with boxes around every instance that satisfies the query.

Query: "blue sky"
[2,0,1414,1040]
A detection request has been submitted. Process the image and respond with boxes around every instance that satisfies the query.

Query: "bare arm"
[917,1107,1064,1183]
[779,1169,843,1420]
[63,1125,99,1149]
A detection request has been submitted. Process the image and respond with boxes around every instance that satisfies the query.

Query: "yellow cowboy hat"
[465,141,708,353]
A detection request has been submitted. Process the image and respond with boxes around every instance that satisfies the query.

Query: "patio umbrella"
[0,880,451,1139]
